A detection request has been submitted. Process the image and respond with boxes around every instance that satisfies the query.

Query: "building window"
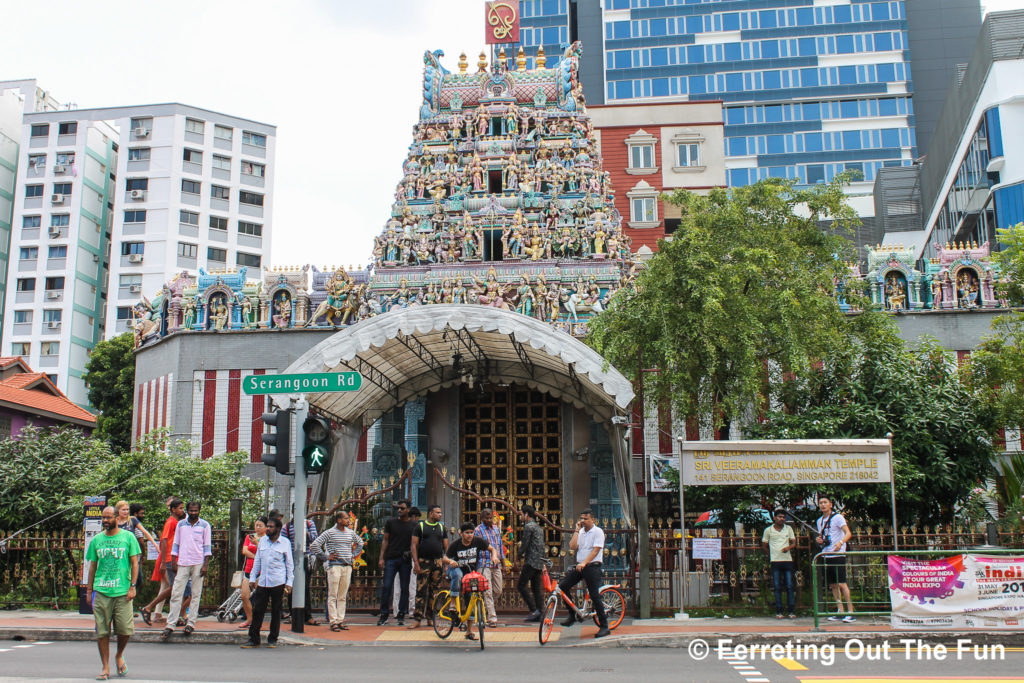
[25,184,43,198]
[239,190,263,207]
[20,247,38,260]
[10,342,30,356]
[128,147,150,161]
[119,274,142,288]
[210,185,230,200]
[50,214,70,227]
[242,131,266,147]
[185,118,205,135]
[124,210,146,223]
[52,182,72,196]
[126,178,149,191]
[214,124,233,141]
[630,144,655,169]
[42,310,61,323]
[48,245,67,258]
[181,179,201,194]
[177,242,198,258]
[207,247,227,262]
[212,154,231,171]
[241,161,265,177]
[631,197,657,222]
[210,215,228,231]
[28,154,46,169]
[121,242,144,256]
[45,276,65,290]
[180,210,199,226]
[238,221,262,237]
[237,252,262,268]
[46,374,57,385]
[676,142,701,167]
[30,123,49,137]
[183,148,203,164]
[116,306,133,321]
[41,341,59,356]
[130,117,152,133]
[56,151,75,166]
[16,278,35,292]
[13,310,32,324]
[23,215,41,228]
[58,122,77,135]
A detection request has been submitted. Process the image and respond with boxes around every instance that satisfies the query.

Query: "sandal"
[330,624,340,632]
[116,657,127,677]
[139,607,152,626]
[183,624,194,636]
[338,623,349,630]
[96,674,109,681]
[160,628,172,641]
[465,630,477,640]
[237,622,250,629]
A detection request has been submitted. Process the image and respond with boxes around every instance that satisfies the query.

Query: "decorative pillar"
[404,398,426,508]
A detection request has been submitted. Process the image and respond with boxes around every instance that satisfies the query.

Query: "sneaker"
[524,611,541,623]
[788,614,797,619]
[827,615,841,622]
[560,614,576,627]
[842,615,856,623]
[266,640,278,648]
[240,641,260,649]
[775,613,783,620]
[396,616,405,627]
[594,627,611,638]
[376,615,389,627]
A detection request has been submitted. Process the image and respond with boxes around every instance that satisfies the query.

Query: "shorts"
[165,566,193,599]
[824,555,847,586]
[92,592,135,638]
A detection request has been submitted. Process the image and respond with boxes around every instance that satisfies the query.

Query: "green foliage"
[965,312,1024,435]
[746,329,997,525]
[0,427,112,532]
[71,430,265,526]
[996,451,1024,530]
[992,222,1024,306]
[588,176,862,426]
[83,332,136,453]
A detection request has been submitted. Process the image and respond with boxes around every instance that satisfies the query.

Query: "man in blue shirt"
[242,516,293,648]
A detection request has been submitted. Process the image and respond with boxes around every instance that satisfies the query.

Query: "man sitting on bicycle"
[443,522,499,640]
[559,509,610,638]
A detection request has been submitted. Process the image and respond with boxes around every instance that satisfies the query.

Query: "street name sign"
[242,372,362,395]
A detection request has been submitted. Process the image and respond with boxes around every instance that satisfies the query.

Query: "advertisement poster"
[81,496,106,584]
[649,453,679,493]
[889,554,1024,629]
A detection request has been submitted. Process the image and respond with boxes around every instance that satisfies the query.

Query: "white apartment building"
[2,102,275,405]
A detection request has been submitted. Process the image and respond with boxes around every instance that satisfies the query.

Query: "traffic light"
[301,414,332,474]
[261,408,292,475]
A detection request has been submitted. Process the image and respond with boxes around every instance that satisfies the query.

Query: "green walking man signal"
[302,415,332,474]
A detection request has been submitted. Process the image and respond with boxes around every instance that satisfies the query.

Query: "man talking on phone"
[558,509,609,638]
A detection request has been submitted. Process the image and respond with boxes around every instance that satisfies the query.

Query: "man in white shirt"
[558,509,609,638]
[815,495,854,623]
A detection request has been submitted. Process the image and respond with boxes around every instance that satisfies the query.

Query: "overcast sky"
[1,0,1021,269]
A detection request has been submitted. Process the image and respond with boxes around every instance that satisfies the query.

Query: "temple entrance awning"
[275,305,634,426]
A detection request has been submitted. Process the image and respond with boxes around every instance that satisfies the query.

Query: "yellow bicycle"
[431,572,488,650]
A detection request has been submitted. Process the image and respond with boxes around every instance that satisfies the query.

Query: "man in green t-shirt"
[86,506,141,680]
[761,509,797,619]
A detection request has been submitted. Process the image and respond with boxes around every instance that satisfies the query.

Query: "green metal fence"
[810,548,1024,629]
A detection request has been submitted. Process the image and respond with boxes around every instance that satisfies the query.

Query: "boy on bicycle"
[443,522,499,640]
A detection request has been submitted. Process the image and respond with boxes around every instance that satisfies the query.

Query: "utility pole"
[290,399,308,633]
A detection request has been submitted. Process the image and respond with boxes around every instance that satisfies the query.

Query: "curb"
[568,630,1024,648]
[0,627,247,645]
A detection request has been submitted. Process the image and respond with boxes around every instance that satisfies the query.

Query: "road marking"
[0,649,11,652]
[775,656,810,671]
[11,645,33,649]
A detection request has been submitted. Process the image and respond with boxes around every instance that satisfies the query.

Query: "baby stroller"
[216,588,245,623]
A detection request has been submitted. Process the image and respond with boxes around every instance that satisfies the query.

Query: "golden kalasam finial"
[478,51,488,72]
[537,45,547,68]
[516,46,527,71]
[498,46,507,68]
[458,52,468,74]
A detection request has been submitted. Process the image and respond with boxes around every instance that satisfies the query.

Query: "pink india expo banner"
[889,554,1024,629]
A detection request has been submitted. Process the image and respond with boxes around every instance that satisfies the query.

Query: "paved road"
[3,641,1024,682]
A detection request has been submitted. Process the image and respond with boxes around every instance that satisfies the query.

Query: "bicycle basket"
[461,571,490,593]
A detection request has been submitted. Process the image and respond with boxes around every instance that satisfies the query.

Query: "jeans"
[380,557,411,617]
[248,584,284,644]
[558,563,606,628]
[447,566,464,594]
[772,561,795,614]
[166,563,204,628]
[517,564,545,613]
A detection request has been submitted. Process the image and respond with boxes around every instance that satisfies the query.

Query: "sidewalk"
[1,610,1020,648]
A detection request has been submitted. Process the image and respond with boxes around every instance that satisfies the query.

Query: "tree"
[745,327,998,525]
[992,222,1024,306]
[966,312,1024,433]
[0,427,112,533]
[588,176,862,430]
[83,332,136,453]
[71,430,266,526]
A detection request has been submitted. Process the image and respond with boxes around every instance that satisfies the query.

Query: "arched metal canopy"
[274,305,635,426]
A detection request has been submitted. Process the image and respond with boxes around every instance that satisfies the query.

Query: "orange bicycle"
[538,565,626,645]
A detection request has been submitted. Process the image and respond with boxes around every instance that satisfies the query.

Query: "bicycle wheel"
[539,595,558,645]
[475,598,485,650]
[594,587,626,630]
[432,590,454,639]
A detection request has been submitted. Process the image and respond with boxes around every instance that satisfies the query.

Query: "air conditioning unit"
[129,189,146,200]
[129,284,141,293]
[92,254,100,263]
[48,227,62,237]
[134,127,150,137]
[46,290,60,299]
[51,193,65,204]
[47,320,60,329]
[127,253,144,263]
[54,163,67,173]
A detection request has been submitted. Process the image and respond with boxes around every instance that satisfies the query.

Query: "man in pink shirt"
[160,501,211,639]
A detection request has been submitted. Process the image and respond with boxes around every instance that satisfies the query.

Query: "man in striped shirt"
[473,508,505,627]
[310,509,364,631]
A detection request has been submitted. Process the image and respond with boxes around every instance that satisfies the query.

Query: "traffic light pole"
[291,400,308,633]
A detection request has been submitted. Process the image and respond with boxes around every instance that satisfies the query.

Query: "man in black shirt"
[377,499,415,626]
[408,504,448,629]
[517,504,547,622]
[443,522,499,641]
